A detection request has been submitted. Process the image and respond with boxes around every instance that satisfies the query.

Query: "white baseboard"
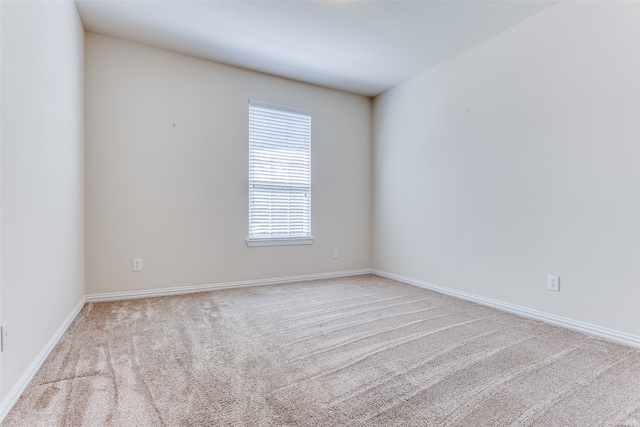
[373,269,640,349]
[0,297,86,423]
[85,269,374,302]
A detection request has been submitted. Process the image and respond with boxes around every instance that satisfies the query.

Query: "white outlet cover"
[1,324,8,352]
[547,275,560,292]
[133,259,143,272]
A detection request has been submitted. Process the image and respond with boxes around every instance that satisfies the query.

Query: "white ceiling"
[75,0,557,97]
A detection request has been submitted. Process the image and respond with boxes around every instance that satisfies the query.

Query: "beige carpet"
[4,275,640,426]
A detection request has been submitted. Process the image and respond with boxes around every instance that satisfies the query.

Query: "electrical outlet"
[333,249,339,259]
[133,259,143,272]
[547,275,559,292]
[1,324,8,352]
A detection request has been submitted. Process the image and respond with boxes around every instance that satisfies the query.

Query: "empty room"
[1,0,639,425]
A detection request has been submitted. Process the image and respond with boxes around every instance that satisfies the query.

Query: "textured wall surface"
[85,33,372,295]
[1,0,85,400]
[373,1,640,335]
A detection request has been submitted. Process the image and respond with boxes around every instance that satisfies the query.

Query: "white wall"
[85,33,372,295]
[373,1,640,336]
[1,0,85,400]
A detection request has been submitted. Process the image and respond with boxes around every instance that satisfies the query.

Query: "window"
[247,100,312,246]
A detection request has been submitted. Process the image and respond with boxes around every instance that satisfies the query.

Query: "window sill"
[246,237,314,247]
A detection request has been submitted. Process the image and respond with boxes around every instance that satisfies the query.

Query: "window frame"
[246,100,313,247]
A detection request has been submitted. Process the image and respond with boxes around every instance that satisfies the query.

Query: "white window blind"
[248,100,312,245]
